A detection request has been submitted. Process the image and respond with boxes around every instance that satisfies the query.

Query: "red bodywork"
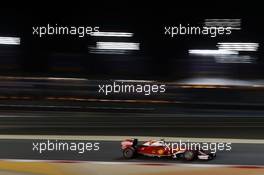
[121,139,216,160]
[121,139,175,157]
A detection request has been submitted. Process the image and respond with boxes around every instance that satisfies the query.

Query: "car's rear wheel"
[123,147,135,159]
[184,151,195,161]
[208,153,216,160]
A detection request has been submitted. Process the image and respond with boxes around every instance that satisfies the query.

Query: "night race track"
[0,110,263,166]
[0,110,264,139]
[0,138,263,165]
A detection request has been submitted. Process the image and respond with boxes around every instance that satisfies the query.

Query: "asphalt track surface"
[0,110,263,165]
[0,139,263,166]
[0,110,264,139]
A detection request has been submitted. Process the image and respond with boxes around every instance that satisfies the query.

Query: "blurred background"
[0,6,262,136]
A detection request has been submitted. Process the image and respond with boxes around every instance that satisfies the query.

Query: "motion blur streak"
[0,160,264,175]
[188,49,238,55]
[204,19,241,30]
[0,76,87,81]
[91,32,133,37]
[96,42,140,50]
[114,80,156,83]
[217,42,259,51]
[0,37,20,45]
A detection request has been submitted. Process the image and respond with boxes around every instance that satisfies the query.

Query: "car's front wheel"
[123,147,135,159]
[183,151,195,161]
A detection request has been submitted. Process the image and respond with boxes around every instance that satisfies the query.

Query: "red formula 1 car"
[121,138,216,161]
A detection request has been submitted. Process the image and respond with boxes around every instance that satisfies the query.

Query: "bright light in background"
[189,49,238,55]
[189,42,259,63]
[217,42,259,51]
[89,31,138,54]
[214,55,256,64]
[91,32,133,37]
[178,78,258,86]
[0,37,20,45]
[96,42,140,50]
[204,19,241,30]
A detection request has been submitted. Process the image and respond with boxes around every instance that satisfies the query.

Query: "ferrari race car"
[121,138,216,161]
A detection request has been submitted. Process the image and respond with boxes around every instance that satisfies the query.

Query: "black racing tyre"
[184,150,195,161]
[208,153,216,160]
[123,147,136,159]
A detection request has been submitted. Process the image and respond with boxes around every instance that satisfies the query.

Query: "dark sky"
[0,6,262,79]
